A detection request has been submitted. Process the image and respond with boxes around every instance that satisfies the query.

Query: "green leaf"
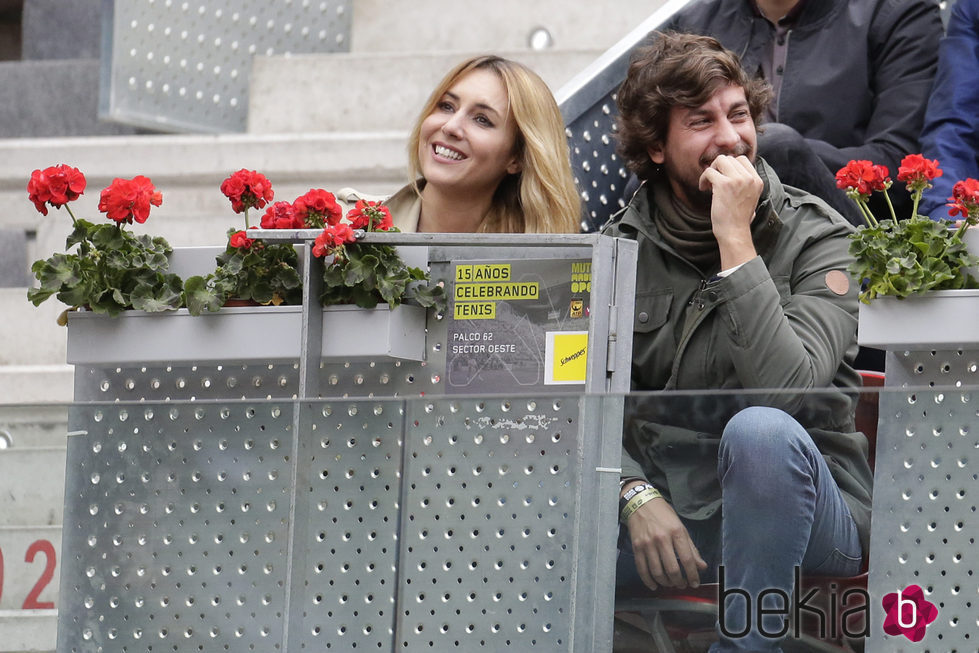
[130,275,183,312]
[182,275,226,316]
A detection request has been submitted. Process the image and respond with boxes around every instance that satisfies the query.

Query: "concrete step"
[0,404,69,448]
[349,0,667,53]
[248,49,601,133]
[0,609,57,653]
[0,449,66,526]
[2,288,68,368]
[22,0,101,61]
[0,366,73,405]
[0,527,61,611]
[0,60,147,139]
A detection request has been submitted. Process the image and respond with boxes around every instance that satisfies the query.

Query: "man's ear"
[647,143,665,165]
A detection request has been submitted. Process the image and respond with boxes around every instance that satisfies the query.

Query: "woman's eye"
[437,101,454,112]
[475,115,493,127]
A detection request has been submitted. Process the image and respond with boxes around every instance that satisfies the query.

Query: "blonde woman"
[341,55,580,234]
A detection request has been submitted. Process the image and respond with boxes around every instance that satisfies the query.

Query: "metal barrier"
[865,351,978,652]
[56,234,637,653]
[99,0,352,133]
[556,0,691,232]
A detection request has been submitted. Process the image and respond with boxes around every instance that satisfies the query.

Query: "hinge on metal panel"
[606,307,617,373]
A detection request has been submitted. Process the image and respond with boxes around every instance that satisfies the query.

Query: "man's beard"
[666,142,754,213]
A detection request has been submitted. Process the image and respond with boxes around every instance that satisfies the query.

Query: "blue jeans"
[616,406,863,652]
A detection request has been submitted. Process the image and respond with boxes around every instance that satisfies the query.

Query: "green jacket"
[603,160,874,554]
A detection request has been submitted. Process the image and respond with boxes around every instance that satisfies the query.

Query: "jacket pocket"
[633,290,673,333]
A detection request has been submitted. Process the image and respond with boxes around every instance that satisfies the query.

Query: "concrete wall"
[350,0,666,52]
[21,0,101,60]
[248,49,600,134]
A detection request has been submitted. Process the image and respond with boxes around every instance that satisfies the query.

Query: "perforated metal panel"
[58,235,636,653]
[60,401,295,652]
[291,399,404,651]
[866,351,979,652]
[73,363,300,402]
[396,396,581,651]
[99,0,351,133]
[565,101,630,233]
[557,0,690,232]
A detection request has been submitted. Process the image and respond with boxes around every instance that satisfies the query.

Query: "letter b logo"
[896,591,917,629]
[882,585,938,642]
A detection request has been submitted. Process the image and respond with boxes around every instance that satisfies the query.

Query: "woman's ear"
[506,158,522,175]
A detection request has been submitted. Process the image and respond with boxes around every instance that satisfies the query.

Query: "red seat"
[613,372,882,653]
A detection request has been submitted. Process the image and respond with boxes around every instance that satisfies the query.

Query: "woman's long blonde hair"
[407,55,581,234]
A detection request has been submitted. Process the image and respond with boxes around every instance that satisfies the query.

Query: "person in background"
[605,32,873,652]
[919,0,979,221]
[652,0,944,227]
[340,55,580,234]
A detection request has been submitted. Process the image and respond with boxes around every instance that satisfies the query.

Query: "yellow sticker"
[545,331,588,384]
[454,282,539,301]
[453,302,496,320]
[455,264,511,282]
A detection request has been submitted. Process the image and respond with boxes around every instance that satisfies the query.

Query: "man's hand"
[624,493,708,591]
[699,154,762,270]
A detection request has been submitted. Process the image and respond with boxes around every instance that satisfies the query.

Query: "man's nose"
[714,118,740,147]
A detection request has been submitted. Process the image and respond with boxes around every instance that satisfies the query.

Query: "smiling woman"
[339,56,581,234]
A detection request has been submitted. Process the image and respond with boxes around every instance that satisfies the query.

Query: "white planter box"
[66,304,426,365]
[858,289,979,350]
[857,228,979,350]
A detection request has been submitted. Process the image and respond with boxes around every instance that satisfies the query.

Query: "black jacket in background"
[659,0,944,217]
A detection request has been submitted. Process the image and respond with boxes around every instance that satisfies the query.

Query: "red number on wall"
[22,540,56,610]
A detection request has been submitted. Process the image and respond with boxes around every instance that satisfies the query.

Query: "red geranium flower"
[260,201,302,230]
[312,223,356,258]
[220,169,274,214]
[98,175,163,224]
[293,189,342,228]
[27,164,87,215]
[346,199,394,231]
[897,154,943,193]
[835,160,891,198]
[947,178,979,222]
[229,230,255,250]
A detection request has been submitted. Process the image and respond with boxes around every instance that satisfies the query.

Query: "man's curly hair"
[616,31,772,183]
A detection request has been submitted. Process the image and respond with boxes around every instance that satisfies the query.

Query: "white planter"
[66,304,426,365]
[857,289,979,350]
[857,228,979,350]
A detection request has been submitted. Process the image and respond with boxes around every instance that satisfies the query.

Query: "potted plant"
[311,199,443,310]
[27,163,446,365]
[178,169,301,314]
[836,155,979,348]
[26,164,182,321]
